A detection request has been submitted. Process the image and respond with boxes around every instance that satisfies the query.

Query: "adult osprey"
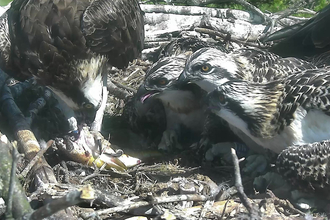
[0,0,144,132]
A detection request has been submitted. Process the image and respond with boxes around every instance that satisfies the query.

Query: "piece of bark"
[28,185,95,220]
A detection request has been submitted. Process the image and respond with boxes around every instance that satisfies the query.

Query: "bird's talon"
[104,149,124,157]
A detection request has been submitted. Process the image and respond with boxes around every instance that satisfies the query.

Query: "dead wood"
[28,185,94,220]
[231,148,261,219]
[141,4,264,22]
[107,80,131,100]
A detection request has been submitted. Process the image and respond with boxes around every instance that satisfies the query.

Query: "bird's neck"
[225,81,286,139]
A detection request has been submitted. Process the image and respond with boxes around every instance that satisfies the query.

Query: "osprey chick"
[207,69,330,154]
[178,47,317,93]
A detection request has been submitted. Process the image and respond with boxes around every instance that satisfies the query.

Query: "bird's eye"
[201,64,210,72]
[157,78,168,86]
[84,103,94,109]
[218,94,226,104]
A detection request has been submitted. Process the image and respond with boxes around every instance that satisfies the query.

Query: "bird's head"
[50,55,108,124]
[207,80,285,139]
[178,47,242,93]
[137,54,201,113]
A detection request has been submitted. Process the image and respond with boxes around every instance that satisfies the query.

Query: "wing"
[8,0,90,84]
[234,48,317,82]
[274,69,330,132]
[277,141,330,193]
[82,0,144,69]
[245,69,330,136]
[267,4,330,58]
[263,57,317,81]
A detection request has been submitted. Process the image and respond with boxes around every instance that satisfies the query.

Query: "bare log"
[143,4,309,49]
[141,4,264,23]
[200,16,269,42]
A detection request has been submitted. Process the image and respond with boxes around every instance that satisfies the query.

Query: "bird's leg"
[91,74,108,132]
[204,142,249,164]
[7,77,36,98]
[25,88,50,126]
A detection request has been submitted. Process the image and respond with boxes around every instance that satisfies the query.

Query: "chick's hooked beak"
[136,84,160,104]
[206,89,222,112]
[175,67,204,90]
[176,70,190,89]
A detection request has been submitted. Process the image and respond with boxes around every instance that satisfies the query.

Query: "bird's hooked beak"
[136,84,160,104]
[206,89,222,112]
[170,69,195,91]
[176,69,190,88]
[175,68,204,90]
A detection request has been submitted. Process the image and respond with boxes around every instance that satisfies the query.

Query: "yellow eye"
[219,94,226,104]
[201,65,210,72]
[84,103,94,109]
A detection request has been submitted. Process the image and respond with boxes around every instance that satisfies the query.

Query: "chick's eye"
[218,94,226,104]
[157,78,168,86]
[84,103,94,109]
[201,64,210,72]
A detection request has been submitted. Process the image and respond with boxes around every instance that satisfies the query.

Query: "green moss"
[0,0,11,6]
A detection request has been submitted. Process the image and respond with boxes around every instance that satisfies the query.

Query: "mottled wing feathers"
[277,141,330,193]
[221,69,330,138]
[264,57,317,81]
[7,0,144,84]
[8,0,89,84]
[234,48,280,68]
[233,48,317,82]
[82,0,144,69]
[274,70,330,132]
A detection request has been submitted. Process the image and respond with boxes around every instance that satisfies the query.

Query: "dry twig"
[84,194,209,218]
[111,79,137,94]
[231,148,261,219]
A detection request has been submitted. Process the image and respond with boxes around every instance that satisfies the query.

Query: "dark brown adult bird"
[0,0,144,134]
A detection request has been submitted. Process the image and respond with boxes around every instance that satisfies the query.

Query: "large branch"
[142,4,309,51]
[141,5,264,23]
[144,12,271,43]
